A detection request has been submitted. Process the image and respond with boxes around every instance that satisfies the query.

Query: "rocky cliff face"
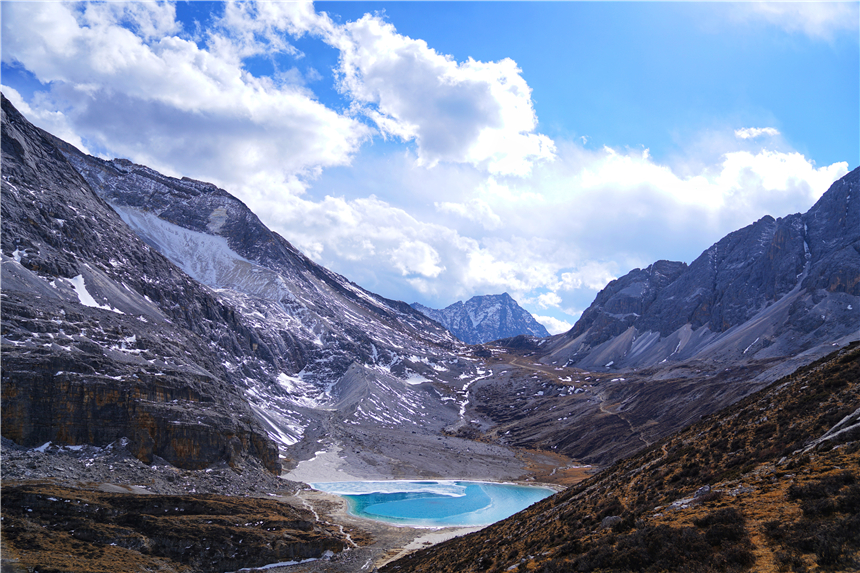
[412,293,550,344]
[543,170,860,371]
[1,94,280,472]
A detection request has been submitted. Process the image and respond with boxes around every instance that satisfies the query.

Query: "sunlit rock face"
[412,293,551,344]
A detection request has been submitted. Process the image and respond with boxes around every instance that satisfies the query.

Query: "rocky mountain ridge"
[51,131,481,456]
[412,293,550,344]
[541,173,860,371]
[1,94,519,485]
[463,167,859,467]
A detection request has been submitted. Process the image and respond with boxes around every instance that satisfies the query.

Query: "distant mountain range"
[412,293,550,344]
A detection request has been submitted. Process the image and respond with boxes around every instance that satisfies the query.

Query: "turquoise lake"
[310,480,554,527]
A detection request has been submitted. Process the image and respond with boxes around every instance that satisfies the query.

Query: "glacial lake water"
[310,480,554,527]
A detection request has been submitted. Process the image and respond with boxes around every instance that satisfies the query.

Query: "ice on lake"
[311,480,554,527]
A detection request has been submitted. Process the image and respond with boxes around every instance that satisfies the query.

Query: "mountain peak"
[412,293,550,344]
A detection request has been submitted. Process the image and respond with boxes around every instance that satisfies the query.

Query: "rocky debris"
[0,437,299,497]
[0,480,355,573]
[412,293,550,345]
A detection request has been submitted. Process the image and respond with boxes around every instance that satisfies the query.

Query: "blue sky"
[2,1,857,334]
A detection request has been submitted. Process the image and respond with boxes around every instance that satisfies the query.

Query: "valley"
[2,90,859,573]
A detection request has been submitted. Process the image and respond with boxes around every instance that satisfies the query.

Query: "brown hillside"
[383,342,860,573]
[0,484,365,572]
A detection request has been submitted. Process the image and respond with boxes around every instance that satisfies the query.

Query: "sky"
[2,1,858,334]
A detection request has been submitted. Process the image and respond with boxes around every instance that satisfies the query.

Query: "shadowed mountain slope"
[1,93,280,472]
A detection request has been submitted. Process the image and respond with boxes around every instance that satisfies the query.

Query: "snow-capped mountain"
[48,121,492,451]
[412,293,550,344]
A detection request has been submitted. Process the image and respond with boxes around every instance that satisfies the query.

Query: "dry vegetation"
[0,483,367,573]
[382,342,860,573]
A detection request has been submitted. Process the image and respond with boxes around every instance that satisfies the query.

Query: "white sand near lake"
[283,445,366,483]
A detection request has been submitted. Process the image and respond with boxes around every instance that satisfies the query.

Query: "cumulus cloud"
[390,240,445,278]
[1,1,851,332]
[734,127,780,140]
[556,263,620,292]
[0,1,368,193]
[536,292,562,309]
[326,14,555,176]
[435,199,503,230]
[532,315,573,336]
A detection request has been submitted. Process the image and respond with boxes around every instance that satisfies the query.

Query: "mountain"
[382,342,860,573]
[461,169,860,467]
[1,94,280,473]
[51,130,478,454]
[2,94,533,487]
[542,175,860,371]
[412,293,550,344]
[0,93,476,469]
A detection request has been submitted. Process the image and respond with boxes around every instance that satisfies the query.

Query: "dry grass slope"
[383,342,860,573]
[0,484,367,573]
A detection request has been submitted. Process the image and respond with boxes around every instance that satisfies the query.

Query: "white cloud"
[739,2,859,41]
[734,127,780,140]
[235,127,847,328]
[435,199,503,230]
[557,263,619,292]
[326,13,556,176]
[536,292,562,309]
[532,315,573,336]
[1,85,90,153]
[1,1,851,337]
[1,1,368,193]
[390,240,445,278]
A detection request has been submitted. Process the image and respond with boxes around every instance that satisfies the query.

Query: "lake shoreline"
[311,480,555,528]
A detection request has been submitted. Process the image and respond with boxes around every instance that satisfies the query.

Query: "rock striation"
[412,293,550,344]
